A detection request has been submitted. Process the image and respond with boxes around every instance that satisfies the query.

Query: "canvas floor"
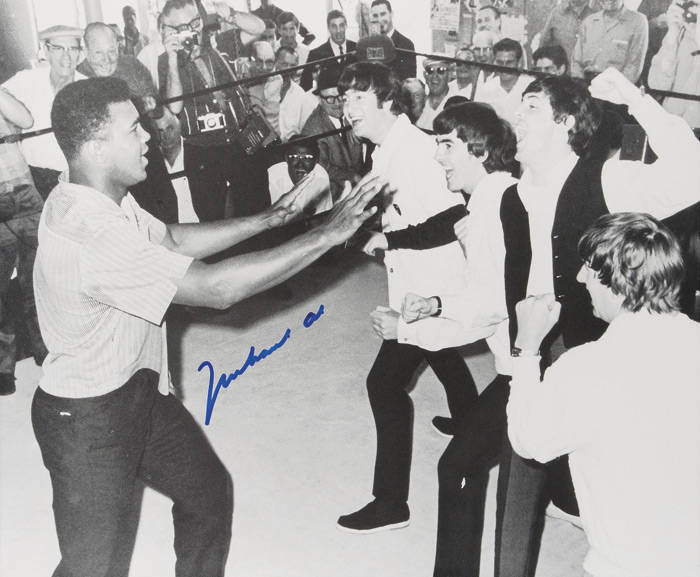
[0,251,588,577]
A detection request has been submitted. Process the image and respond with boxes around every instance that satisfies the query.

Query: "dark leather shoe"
[337,499,409,533]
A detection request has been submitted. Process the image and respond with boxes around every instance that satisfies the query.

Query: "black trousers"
[32,369,233,577]
[433,374,511,577]
[494,441,578,577]
[368,339,478,503]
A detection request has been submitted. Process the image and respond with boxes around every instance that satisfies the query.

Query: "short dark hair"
[443,95,469,108]
[338,62,406,116]
[493,38,522,63]
[578,213,685,314]
[478,5,501,20]
[161,0,196,18]
[533,44,569,74]
[276,11,298,29]
[51,77,132,162]
[522,75,600,157]
[371,0,393,12]
[327,9,346,27]
[433,101,517,174]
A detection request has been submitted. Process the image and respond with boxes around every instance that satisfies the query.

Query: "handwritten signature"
[199,304,325,425]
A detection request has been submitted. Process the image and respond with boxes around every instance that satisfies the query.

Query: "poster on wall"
[430,0,462,32]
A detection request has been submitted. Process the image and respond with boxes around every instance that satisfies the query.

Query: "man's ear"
[83,139,106,167]
[562,114,576,131]
[476,150,490,165]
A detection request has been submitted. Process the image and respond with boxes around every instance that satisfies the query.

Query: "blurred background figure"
[122,5,148,56]
[533,44,570,75]
[400,77,427,124]
[450,46,479,98]
[416,58,456,131]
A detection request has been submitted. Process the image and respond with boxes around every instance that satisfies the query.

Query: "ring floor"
[0,251,587,577]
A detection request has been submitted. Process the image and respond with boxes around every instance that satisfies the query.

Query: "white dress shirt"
[279,82,318,141]
[416,85,458,131]
[508,310,700,577]
[372,114,469,350]
[474,73,535,126]
[397,170,517,375]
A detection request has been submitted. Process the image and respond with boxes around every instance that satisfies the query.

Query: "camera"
[177,30,199,52]
[197,112,226,132]
[678,1,698,23]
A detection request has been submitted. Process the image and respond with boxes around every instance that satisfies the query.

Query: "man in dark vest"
[400,67,700,577]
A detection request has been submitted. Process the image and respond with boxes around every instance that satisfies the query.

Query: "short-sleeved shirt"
[2,66,87,171]
[34,180,193,398]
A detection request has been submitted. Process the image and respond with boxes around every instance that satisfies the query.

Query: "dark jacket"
[300,39,357,91]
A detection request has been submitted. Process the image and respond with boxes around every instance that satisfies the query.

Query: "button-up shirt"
[572,7,649,82]
[34,180,193,398]
[540,0,598,63]
[508,311,700,577]
[372,114,468,349]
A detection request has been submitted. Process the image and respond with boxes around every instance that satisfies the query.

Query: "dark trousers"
[31,369,233,577]
[494,443,578,577]
[0,183,46,375]
[368,339,478,503]
[433,374,511,577]
[184,140,270,222]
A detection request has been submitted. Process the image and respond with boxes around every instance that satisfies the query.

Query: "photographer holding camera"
[648,0,700,127]
[158,0,270,222]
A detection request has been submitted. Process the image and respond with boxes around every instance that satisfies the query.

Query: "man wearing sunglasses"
[302,66,364,202]
[2,25,87,192]
[416,58,457,131]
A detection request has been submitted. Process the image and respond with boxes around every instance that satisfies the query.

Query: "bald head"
[84,22,119,77]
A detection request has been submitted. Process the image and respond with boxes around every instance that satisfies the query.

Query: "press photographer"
[158,0,272,222]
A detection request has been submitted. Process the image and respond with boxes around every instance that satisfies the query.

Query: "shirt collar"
[518,151,579,212]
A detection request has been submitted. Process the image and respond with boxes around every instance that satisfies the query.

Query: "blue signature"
[199,304,325,425]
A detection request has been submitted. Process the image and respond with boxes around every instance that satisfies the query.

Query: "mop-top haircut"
[338,61,406,116]
[433,101,517,174]
[51,77,132,162]
[578,212,685,314]
[522,75,601,157]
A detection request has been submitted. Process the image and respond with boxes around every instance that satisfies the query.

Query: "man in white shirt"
[508,212,700,577]
[416,58,457,131]
[152,105,199,223]
[3,25,87,195]
[33,76,382,577]
[335,61,478,534]
[449,46,479,99]
[400,68,700,577]
[248,44,317,142]
[475,38,534,126]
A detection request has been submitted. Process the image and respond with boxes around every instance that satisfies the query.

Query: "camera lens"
[206,117,217,128]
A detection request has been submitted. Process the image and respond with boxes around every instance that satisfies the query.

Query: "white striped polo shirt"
[33,180,193,398]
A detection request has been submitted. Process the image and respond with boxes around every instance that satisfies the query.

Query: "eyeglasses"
[163,16,202,34]
[320,94,343,104]
[286,153,315,161]
[424,66,448,76]
[45,42,81,56]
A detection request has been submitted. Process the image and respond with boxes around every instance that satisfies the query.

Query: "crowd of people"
[0,1,699,576]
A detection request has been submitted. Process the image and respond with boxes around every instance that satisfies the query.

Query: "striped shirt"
[33,179,192,398]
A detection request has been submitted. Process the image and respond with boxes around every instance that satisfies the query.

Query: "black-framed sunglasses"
[163,16,202,34]
[424,65,448,76]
